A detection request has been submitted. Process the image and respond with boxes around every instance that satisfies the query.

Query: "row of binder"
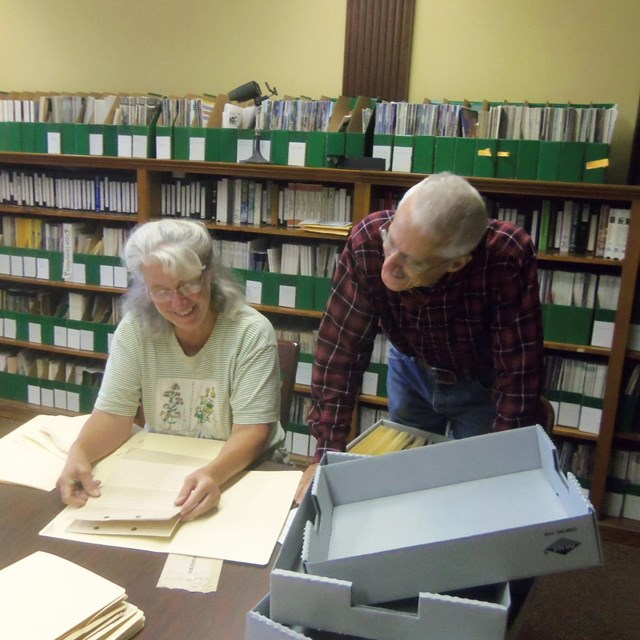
[374,134,610,183]
[0,246,128,287]
[0,310,115,354]
[0,369,99,413]
[0,120,610,184]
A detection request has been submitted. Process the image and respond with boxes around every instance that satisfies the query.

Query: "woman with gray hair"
[57,219,286,521]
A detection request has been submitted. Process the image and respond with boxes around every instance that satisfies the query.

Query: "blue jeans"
[386,345,495,439]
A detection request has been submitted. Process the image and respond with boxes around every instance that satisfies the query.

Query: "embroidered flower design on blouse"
[194,387,216,435]
[161,382,183,426]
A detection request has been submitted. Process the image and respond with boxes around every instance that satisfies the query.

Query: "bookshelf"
[1,152,640,541]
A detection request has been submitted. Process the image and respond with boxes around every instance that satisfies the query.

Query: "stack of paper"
[0,551,144,640]
[0,413,90,490]
[298,219,353,236]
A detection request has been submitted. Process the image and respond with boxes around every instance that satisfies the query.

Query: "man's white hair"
[398,173,488,257]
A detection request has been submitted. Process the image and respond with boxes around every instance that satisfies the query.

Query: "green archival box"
[495,139,518,179]
[412,136,435,174]
[433,137,456,173]
[473,139,497,178]
[515,140,540,180]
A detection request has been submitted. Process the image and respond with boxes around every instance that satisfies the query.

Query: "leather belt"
[417,359,471,385]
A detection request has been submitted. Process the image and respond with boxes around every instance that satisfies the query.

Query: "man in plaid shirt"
[295,172,544,503]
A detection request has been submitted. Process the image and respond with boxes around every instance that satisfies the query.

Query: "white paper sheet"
[41,431,302,566]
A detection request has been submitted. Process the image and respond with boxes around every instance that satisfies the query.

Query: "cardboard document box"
[302,425,602,604]
[253,479,511,640]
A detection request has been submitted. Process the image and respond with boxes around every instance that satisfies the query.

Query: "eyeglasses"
[380,227,458,275]
[147,275,205,302]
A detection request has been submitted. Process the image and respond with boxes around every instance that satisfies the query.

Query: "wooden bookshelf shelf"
[2,152,640,541]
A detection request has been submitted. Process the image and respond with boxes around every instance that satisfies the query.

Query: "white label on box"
[27,385,41,405]
[117,135,133,157]
[245,280,263,305]
[67,328,80,350]
[558,401,581,428]
[80,330,94,352]
[67,391,80,413]
[53,325,67,347]
[70,262,86,284]
[41,388,55,407]
[296,361,312,386]
[100,265,114,287]
[36,257,50,279]
[107,332,114,352]
[189,137,205,161]
[237,138,254,162]
[291,432,311,456]
[89,133,104,156]
[0,254,10,274]
[4,318,17,339]
[132,134,148,158]
[23,256,37,278]
[373,144,392,170]
[28,322,42,344]
[579,406,602,434]
[591,320,614,348]
[113,266,127,288]
[392,146,413,173]
[10,255,23,276]
[288,142,306,167]
[361,371,378,396]
[260,140,271,161]
[156,135,172,159]
[47,131,61,154]
[54,388,67,409]
[622,493,640,521]
[278,285,296,308]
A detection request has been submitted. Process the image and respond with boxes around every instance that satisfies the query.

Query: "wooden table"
[0,467,287,640]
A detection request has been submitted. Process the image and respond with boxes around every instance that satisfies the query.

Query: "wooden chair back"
[277,339,300,427]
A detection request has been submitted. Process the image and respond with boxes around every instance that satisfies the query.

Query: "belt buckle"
[432,367,457,385]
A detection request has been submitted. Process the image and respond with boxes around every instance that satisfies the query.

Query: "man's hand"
[294,463,318,505]
[175,467,222,522]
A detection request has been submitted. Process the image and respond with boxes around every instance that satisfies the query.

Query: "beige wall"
[1,0,638,183]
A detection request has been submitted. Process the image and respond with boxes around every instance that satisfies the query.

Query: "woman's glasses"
[147,275,205,302]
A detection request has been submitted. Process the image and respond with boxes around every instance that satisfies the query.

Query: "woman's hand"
[174,467,222,522]
[57,452,102,507]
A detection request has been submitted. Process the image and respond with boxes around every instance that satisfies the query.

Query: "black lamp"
[227,81,277,164]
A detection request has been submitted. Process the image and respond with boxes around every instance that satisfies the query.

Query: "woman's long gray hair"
[120,219,244,337]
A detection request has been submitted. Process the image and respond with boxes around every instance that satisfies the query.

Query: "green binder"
[582,142,610,184]
[453,138,476,177]
[0,122,22,152]
[495,139,518,179]
[412,136,435,174]
[557,142,585,183]
[391,135,414,173]
[473,139,497,178]
[155,124,173,159]
[515,140,540,180]
[537,141,562,181]
[433,137,456,173]
[305,131,328,168]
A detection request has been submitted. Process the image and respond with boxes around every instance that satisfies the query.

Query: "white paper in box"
[247,481,511,640]
[302,425,602,604]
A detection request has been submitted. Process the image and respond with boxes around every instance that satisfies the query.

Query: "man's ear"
[446,254,472,273]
